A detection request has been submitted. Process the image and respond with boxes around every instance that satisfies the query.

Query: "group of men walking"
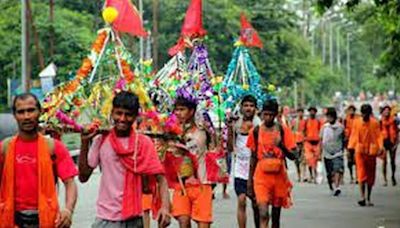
[0,92,398,228]
[288,103,398,205]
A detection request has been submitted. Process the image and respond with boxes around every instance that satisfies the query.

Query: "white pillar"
[346,32,351,97]
[336,27,341,69]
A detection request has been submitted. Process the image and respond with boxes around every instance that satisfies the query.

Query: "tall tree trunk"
[22,0,31,90]
[49,0,55,59]
[26,0,45,70]
[152,0,159,70]
[94,0,103,30]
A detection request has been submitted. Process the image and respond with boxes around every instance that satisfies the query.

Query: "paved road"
[62,152,400,228]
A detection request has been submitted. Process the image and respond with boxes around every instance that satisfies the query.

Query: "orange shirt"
[246,124,295,208]
[348,117,383,155]
[344,114,360,139]
[247,124,296,160]
[304,118,321,141]
[380,116,398,144]
[291,118,306,143]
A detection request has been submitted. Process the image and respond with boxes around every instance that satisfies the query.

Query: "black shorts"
[234,178,248,196]
[384,139,394,151]
[295,142,304,165]
[324,157,344,177]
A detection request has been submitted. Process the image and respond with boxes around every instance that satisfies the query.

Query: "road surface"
[61,150,400,228]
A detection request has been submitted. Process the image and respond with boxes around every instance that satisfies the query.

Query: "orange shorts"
[253,165,292,208]
[304,142,320,168]
[355,152,377,186]
[171,184,213,223]
[142,193,153,212]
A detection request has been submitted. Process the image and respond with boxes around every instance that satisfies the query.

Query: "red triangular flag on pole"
[106,0,148,37]
[168,0,206,56]
[181,0,207,37]
[240,13,263,48]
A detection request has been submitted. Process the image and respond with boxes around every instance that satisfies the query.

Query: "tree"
[316,0,400,78]
[0,1,95,110]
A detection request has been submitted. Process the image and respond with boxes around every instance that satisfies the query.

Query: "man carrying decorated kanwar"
[320,107,345,196]
[348,104,384,207]
[0,92,78,228]
[303,106,322,183]
[171,93,217,228]
[79,91,171,228]
[227,95,261,228]
[344,105,359,183]
[247,99,297,228]
[379,105,398,186]
[291,108,307,182]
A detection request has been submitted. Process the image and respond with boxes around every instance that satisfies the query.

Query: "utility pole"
[321,19,326,64]
[139,0,144,61]
[294,81,298,111]
[21,0,29,92]
[311,32,315,57]
[300,0,311,108]
[152,0,159,69]
[329,21,334,70]
[336,27,341,69]
[346,32,351,97]
[49,0,55,58]
[145,31,152,60]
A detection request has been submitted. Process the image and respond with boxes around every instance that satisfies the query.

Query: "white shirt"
[233,133,251,180]
[232,116,261,180]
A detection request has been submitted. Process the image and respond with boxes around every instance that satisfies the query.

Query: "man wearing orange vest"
[247,99,297,228]
[379,105,398,186]
[348,104,384,206]
[303,107,321,183]
[344,105,359,184]
[0,93,78,227]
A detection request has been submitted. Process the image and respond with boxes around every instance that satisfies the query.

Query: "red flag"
[205,150,229,184]
[168,0,206,56]
[181,0,207,37]
[106,0,147,37]
[240,13,263,48]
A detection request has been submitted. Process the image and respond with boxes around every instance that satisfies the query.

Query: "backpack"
[1,136,58,184]
[253,124,297,161]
